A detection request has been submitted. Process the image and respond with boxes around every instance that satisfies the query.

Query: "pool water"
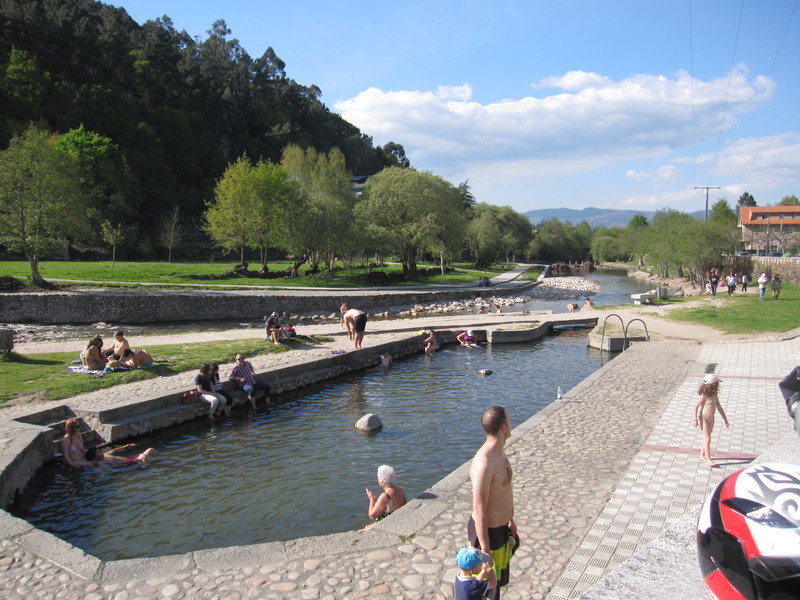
[13,328,606,560]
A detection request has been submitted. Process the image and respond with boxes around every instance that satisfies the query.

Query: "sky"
[110,0,800,215]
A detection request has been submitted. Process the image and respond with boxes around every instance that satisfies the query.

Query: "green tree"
[778,195,799,206]
[357,167,463,279]
[737,191,757,207]
[204,156,254,265]
[531,218,587,262]
[381,142,410,168]
[54,124,139,224]
[708,198,738,227]
[101,219,127,267]
[279,145,353,274]
[620,215,649,267]
[158,205,185,263]
[204,154,292,269]
[0,126,82,285]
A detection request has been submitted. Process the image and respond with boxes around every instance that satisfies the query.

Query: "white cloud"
[335,67,797,212]
[336,67,770,170]
[535,70,613,91]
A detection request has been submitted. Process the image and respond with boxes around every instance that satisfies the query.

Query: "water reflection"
[13,329,607,560]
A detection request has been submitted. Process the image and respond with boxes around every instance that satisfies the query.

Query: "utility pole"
[695,186,721,223]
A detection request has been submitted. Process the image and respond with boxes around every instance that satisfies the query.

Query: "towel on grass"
[66,365,106,378]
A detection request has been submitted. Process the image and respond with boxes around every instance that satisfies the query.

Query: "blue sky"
[111,0,800,215]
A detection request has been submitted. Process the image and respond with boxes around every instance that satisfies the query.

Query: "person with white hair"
[692,374,731,467]
[361,464,407,530]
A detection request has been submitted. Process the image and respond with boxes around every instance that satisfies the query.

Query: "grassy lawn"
[0,335,330,406]
[661,284,798,334]
[0,260,526,288]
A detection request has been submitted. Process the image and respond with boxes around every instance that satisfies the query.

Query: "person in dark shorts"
[343,308,368,349]
[468,406,520,599]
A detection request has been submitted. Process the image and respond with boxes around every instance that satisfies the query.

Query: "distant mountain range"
[523,207,705,228]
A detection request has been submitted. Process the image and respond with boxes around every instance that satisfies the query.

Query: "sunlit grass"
[1,260,530,288]
[0,336,323,406]
[662,285,798,334]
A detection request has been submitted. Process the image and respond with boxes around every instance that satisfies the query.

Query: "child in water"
[423,330,438,355]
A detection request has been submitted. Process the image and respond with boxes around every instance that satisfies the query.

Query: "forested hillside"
[0,0,403,252]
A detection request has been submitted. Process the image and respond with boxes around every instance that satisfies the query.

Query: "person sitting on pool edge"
[457,330,479,347]
[86,444,157,465]
[228,354,271,409]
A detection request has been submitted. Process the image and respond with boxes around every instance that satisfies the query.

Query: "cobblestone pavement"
[2,313,797,599]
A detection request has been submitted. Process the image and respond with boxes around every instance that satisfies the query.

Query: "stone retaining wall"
[0,284,533,324]
[723,256,800,285]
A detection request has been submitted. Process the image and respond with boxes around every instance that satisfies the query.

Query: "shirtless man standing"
[468,406,519,599]
[342,308,367,349]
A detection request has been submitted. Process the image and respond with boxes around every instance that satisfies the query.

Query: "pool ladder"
[599,314,650,352]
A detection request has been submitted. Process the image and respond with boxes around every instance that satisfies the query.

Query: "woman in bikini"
[80,336,105,370]
[692,374,731,467]
[61,418,92,467]
[360,465,407,531]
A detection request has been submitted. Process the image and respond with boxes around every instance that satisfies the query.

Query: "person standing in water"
[468,406,519,599]
[692,374,731,467]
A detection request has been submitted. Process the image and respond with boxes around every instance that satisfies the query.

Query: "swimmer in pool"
[61,418,91,467]
[86,444,158,466]
[423,329,439,355]
[359,464,407,531]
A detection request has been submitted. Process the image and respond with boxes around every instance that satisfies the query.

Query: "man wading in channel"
[468,406,520,599]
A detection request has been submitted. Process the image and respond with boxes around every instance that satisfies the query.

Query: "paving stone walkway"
[2,312,797,600]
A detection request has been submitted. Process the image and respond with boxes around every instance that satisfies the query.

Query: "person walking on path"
[709,270,720,296]
[757,272,769,300]
[692,374,731,467]
[468,406,519,599]
[343,308,368,349]
[740,273,749,293]
[772,274,782,299]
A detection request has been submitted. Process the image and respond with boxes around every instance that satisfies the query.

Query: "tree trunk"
[28,254,46,286]
[259,246,269,272]
[240,245,246,266]
[111,245,116,268]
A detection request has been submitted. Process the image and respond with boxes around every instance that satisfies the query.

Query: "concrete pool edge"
[0,321,623,583]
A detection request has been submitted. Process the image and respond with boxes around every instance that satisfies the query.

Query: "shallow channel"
[13,328,607,560]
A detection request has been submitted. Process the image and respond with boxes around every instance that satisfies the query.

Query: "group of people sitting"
[80,331,153,371]
[61,418,157,468]
[264,312,297,345]
[194,354,272,418]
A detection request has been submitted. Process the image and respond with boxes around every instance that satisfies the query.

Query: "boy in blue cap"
[455,546,497,600]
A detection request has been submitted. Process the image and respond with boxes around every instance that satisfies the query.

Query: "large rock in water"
[355,413,383,432]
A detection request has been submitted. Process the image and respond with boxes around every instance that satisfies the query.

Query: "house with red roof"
[738,205,800,254]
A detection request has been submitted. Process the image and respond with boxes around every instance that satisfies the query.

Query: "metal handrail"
[599,314,650,352]
[623,318,650,348]
[599,314,625,353]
